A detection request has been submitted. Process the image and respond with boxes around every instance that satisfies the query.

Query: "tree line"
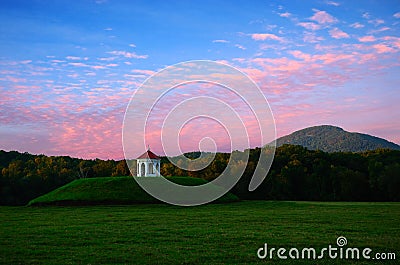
[0,151,129,205]
[161,145,400,202]
[1,145,399,205]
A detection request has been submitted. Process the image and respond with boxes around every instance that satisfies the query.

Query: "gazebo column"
[136,150,161,177]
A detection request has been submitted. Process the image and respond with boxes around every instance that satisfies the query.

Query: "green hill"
[274,125,400,152]
[28,176,239,206]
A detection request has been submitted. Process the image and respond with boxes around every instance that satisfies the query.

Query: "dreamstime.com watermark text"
[257,236,396,260]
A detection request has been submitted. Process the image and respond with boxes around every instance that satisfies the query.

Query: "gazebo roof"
[137,150,160,160]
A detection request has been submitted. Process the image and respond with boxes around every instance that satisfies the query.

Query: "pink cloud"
[310,10,338,24]
[298,22,321,31]
[131,69,156,76]
[91,65,106,70]
[66,56,82,60]
[50,109,126,159]
[212,39,229,43]
[350,22,364,29]
[357,53,377,64]
[373,44,396,53]
[0,59,155,159]
[69,62,89,67]
[329,28,350,39]
[235,44,246,50]
[289,50,312,61]
[368,19,385,26]
[381,36,400,49]
[315,53,355,64]
[314,44,338,51]
[362,12,371,19]
[326,1,340,6]
[303,32,325,43]
[107,50,148,59]
[1,76,27,83]
[279,12,291,18]
[358,35,376,42]
[368,27,390,34]
[394,12,400,19]
[240,56,353,95]
[251,33,284,42]
[98,56,117,61]
[232,40,396,103]
[51,59,66,63]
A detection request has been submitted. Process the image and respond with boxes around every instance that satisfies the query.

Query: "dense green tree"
[112,160,130,177]
[380,163,400,201]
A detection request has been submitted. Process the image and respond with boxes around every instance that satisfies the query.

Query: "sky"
[0,0,399,159]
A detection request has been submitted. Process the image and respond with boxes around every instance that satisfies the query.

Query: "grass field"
[1,201,399,264]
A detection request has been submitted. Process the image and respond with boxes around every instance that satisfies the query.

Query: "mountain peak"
[274,125,400,152]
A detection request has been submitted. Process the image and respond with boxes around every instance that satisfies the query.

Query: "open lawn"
[0,201,399,264]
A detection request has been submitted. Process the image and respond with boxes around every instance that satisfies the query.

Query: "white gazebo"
[136,149,161,177]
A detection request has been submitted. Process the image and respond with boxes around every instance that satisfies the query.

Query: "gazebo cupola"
[136,149,161,177]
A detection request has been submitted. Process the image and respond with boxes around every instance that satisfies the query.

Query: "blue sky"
[0,0,399,159]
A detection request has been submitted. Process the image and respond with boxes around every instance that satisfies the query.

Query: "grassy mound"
[28,176,239,206]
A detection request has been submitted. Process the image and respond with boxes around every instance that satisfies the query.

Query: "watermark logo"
[122,60,276,206]
[257,236,396,260]
[336,236,347,247]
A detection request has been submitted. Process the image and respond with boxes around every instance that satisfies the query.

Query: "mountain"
[274,125,400,153]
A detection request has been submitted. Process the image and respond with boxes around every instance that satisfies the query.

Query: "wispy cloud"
[362,12,371,19]
[68,62,88,67]
[358,35,376,42]
[310,9,338,24]
[373,44,395,53]
[66,56,83,60]
[98,56,117,61]
[381,36,400,49]
[251,33,284,42]
[368,27,390,34]
[279,12,291,18]
[303,32,324,43]
[329,28,350,39]
[288,50,312,61]
[107,50,148,59]
[131,69,156,76]
[394,12,400,19]
[326,1,340,6]
[212,39,229,43]
[235,44,246,50]
[297,22,321,31]
[350,22,364,29]
[368,19,385,26]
